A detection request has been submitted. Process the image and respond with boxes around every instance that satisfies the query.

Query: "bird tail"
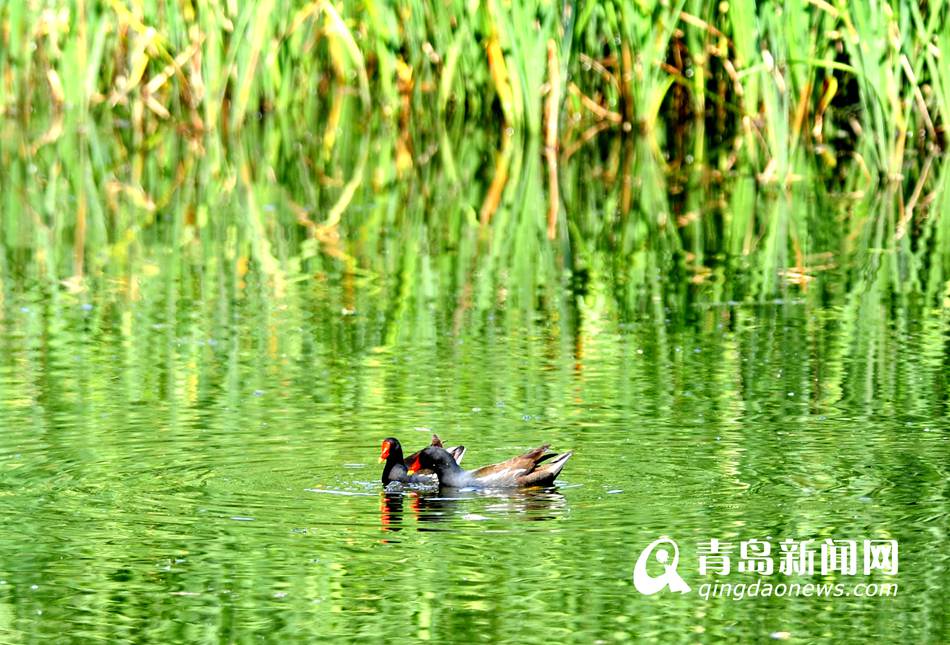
[522,450,573,486]
[448,445,466,465]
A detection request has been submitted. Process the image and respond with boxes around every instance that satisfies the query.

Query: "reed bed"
[2,2,947,165]
[0,0,948,322]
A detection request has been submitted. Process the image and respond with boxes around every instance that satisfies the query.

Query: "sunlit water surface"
[0,121,947,643]
[0,287,945,643]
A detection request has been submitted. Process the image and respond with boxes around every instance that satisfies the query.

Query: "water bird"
[380,435,465,485]
[407,444,572,488]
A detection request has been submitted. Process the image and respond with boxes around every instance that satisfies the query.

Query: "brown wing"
[470,445,551,484]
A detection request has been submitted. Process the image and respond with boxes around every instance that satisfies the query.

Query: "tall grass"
[2,2,946,159]
[0,0,948,320]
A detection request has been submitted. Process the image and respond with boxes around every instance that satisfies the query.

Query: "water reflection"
[380,488,569,531]
[0,119,947,641]
[379,491,405,533]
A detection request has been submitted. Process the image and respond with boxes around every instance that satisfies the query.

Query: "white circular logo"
[633,536,692,595]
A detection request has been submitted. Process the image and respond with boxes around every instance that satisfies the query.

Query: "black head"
[379,438,404,464]
[380,438,407,485]
[408,445,460,475]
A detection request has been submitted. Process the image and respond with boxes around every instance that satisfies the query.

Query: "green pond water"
[0,121,947,643]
